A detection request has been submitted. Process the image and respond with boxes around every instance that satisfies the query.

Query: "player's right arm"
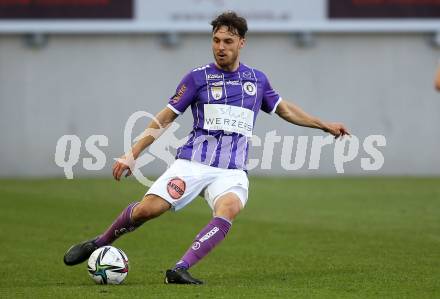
[112,70,197,181]
[112,107,178,181]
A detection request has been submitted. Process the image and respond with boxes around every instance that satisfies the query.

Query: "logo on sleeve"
[243,82,256,96]
[171,84,187,104]
[210,86,223,100]
[167,177,186,200]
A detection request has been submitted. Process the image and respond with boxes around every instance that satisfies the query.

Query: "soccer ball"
[87,246,129,285]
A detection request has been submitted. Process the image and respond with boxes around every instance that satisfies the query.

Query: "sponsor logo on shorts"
[243,82,256,96]
[167,177,186,200]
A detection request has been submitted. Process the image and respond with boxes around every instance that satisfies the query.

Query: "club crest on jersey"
[211,86,223,100]
[243,82,256,96]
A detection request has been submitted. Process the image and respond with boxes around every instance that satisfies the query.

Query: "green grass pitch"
[0,177,439,298]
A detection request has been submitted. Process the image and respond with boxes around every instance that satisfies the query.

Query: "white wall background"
[0,33,439,177]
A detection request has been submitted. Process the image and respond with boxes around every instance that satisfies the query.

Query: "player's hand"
[324,122,350,139]
[112,154,135,181]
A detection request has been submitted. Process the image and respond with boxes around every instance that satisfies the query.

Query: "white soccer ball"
[87,246,129,285]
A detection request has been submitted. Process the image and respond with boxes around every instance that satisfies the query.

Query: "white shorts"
[145,159,249,212]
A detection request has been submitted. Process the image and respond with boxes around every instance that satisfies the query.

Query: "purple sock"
[95,202,141,247]
[174,217,231,270]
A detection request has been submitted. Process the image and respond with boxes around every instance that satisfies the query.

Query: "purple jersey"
[167,63,281,170]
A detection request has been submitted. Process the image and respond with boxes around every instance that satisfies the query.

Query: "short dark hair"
[211,11,248,38]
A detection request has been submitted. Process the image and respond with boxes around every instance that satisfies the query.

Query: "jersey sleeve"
[260,74,282,115]
[167,71,197,115]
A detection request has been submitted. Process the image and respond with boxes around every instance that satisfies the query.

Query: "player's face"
[212,26,245,70]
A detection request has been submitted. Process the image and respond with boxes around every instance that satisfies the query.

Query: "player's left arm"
[275,99,350,138]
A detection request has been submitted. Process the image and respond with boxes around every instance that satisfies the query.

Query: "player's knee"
[215,197,242,221]
[226,203,241,219]
[132,195,170,221]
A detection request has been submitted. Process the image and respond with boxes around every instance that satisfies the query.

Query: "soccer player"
[63,11,350,284]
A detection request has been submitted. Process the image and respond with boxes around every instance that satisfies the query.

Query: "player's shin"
[95,202,143,247]
[174,216,231,270]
